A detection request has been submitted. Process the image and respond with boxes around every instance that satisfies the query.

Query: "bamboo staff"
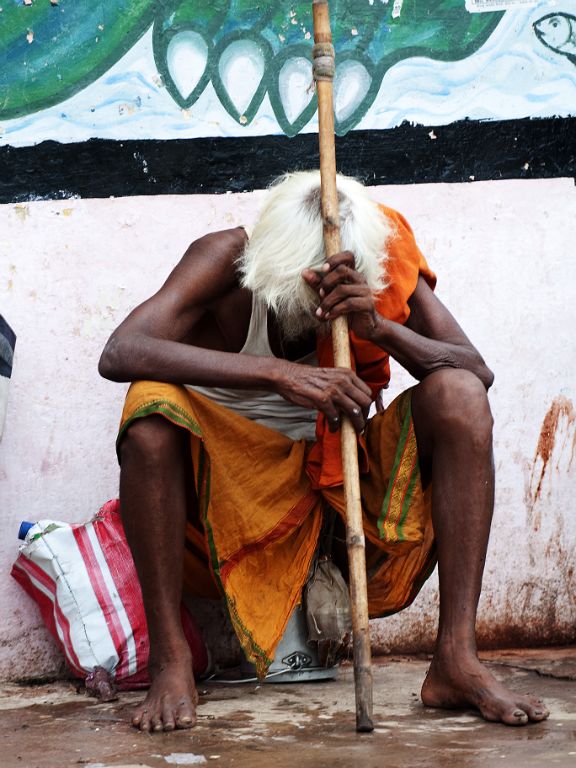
[312,0,374,734]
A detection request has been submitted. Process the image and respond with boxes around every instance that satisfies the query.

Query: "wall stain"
[13,203,30,221]
[528,395,575,531]
[515,396,576,646]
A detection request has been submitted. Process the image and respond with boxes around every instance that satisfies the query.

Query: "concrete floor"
[1,649,575,768]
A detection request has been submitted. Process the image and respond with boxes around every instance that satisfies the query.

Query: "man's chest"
[203,289,316,361]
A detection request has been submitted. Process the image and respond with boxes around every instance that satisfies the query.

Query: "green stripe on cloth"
[377,394,419,543]
[116,399,203,459]
[396,443,420,542]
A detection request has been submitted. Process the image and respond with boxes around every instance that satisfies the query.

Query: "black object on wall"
[0,116,574,203]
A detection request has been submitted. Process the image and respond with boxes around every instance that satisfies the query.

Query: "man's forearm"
[368,316,494,389]
[99,330,374,429]
[98,332,281,390]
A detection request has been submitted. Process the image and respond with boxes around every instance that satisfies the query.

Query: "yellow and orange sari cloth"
[118,382,435,678]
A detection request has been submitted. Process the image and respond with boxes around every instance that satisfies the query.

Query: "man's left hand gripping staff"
[303,250,381,340]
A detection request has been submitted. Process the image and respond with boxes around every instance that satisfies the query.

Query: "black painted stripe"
[0,116,574,203]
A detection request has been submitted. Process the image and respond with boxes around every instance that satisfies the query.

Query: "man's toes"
[151,713,165,732]
[501,707,530,726]
[161,702,177,732]
[521,700,550,721]
[134,708,152,732]
[175,699,196,729]
[477,699,530,726]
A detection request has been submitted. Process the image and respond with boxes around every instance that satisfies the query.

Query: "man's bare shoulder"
[104,227,248,346]
[166,226,248,303]
[98,226,252,378]
[182,226,247,263]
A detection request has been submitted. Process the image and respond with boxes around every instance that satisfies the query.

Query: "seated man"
[99,171,548,732]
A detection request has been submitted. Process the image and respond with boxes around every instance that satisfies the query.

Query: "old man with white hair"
[99,171,549,732]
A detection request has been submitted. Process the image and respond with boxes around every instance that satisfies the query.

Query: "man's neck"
[267,310,317,361]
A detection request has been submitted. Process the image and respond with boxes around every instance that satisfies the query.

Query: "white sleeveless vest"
[186,296,318,441]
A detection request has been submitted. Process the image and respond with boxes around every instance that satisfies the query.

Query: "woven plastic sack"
[11,499,209,696]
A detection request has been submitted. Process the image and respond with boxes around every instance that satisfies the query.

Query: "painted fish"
[533,13,576,65]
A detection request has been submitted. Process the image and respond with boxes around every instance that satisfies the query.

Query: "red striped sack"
[11,499,209,690]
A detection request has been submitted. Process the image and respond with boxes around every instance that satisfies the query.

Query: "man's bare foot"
[132,659,199,732]
[421,654,550,726]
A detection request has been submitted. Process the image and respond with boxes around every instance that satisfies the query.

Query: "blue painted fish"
[533,13,576,65]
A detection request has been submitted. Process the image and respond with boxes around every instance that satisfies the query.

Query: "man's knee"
[413,369,493,446]
[119,415,186,468]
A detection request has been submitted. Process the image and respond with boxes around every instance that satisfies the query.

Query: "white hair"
[237,170,392,339]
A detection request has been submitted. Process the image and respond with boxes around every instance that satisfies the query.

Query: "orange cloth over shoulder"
[306,205,436,489]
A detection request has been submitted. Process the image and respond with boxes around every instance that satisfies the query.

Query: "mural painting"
[1,0,576,147]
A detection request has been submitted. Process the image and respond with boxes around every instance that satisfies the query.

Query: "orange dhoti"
[117,381,435,677]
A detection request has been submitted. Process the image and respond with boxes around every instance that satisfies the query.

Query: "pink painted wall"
[1,178,574,679]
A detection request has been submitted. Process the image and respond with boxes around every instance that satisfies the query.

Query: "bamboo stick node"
[347,533,366,548]
[312,42,335,80]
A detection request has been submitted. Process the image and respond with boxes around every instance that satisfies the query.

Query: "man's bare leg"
[119,415,197,732]
[411,369,549,725]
